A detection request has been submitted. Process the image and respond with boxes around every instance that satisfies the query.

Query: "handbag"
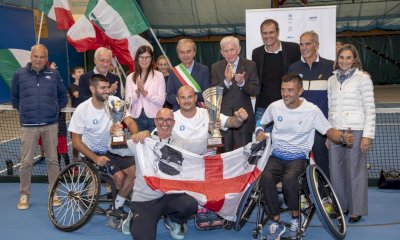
[377,169,400,189]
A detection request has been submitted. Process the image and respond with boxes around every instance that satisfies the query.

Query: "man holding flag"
[167,39,209,111]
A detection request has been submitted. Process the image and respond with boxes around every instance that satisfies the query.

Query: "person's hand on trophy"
[110,122,123,136]
[208,119,221,134]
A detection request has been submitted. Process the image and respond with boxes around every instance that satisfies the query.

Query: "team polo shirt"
[260,98,331,160]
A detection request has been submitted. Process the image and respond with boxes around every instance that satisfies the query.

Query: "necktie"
[230,63,235,77]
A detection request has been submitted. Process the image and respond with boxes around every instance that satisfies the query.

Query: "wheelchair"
[233,164,346,240]
[48,159,124,232]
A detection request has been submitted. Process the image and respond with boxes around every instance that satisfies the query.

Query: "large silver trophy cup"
[202,86,224,147]
[105,98,130,149]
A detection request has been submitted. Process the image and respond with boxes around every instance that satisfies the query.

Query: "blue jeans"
[135,109,155,132]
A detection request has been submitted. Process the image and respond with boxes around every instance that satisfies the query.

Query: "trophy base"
[110,135,128,149]
[207,137,224,148]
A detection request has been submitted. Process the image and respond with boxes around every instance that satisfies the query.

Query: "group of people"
[11,17,375,240]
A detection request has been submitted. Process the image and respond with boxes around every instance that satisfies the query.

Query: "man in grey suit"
[166,39,209,111]
[252,19,300,124]
[211,36,260,152]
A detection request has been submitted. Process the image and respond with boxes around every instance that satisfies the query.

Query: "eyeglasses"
[138,56,152,61]
[156,117,175,124]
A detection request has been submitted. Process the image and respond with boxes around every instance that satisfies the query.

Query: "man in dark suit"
[77,47,121,105]
[166,39,209,111]
[211,36,259,152]
[252,19,301,124]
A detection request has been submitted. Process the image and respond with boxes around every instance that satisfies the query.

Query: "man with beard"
[68,74,138,219]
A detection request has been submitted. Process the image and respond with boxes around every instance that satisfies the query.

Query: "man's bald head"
[177,85,195,97]
[176,85,197,113]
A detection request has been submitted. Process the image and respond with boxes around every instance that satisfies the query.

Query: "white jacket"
[327,68,375,139]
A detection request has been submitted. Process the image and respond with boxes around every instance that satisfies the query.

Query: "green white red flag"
[38,0,75,30]
[0,49,30,89]
[67,0,151,71]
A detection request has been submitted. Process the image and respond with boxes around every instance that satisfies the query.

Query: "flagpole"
[148,27,173,69]
[113,57,126,99]
[37,12,45,44]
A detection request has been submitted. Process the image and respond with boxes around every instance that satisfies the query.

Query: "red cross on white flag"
[135,138,271,221]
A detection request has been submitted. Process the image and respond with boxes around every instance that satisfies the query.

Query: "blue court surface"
[1,183,399,240]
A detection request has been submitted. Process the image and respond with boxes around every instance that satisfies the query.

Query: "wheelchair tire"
[234,179,259,231]
[306,165,346,239]
[48,161,101,232]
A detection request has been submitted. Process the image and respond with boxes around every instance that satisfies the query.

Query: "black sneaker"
[112,207,128,220]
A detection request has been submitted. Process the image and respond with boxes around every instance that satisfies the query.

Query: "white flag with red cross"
[135,138,271,221]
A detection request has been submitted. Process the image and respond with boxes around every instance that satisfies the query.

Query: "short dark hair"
[89,74,109,87]
[282,73,303,88]
[260,19,279,33]
[71,65,84,74]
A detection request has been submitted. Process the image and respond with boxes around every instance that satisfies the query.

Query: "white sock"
[114,194,126,209]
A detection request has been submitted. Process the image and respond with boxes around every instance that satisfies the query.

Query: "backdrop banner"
[245,6,337,61]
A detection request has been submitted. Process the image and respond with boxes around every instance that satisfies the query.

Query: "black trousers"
[221,129,252,152]
[130,193,198,240]
[259,156,307,217]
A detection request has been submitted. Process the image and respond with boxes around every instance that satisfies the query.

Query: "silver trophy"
[105,98,130,149]
[202,86,224,147]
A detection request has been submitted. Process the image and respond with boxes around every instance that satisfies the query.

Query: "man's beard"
[94,92,108,102]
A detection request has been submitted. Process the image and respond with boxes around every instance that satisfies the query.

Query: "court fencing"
[0,105,399,184]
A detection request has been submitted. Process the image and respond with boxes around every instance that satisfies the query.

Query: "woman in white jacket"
[327,44,375,223]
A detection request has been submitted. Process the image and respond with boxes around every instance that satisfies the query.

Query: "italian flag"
[38,0,75,30]
[0,49,30,89]
[67,0,151,71]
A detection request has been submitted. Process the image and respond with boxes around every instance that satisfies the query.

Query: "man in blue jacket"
[11,44,67,210]
[288,31,334,179]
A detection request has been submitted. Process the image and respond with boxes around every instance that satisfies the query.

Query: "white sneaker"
[287,218,299,239]
[17,194,29,210]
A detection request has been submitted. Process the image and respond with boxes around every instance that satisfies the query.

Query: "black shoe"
[343,210,349,215]
[112,207,128,220]
[349,216,361,223]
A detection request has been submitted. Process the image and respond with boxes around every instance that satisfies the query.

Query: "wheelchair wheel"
[234,179,260,231]
[306,165,346,239]
[48,161,101,232]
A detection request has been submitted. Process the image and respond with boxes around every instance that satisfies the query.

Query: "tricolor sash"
[172,64,205,108]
